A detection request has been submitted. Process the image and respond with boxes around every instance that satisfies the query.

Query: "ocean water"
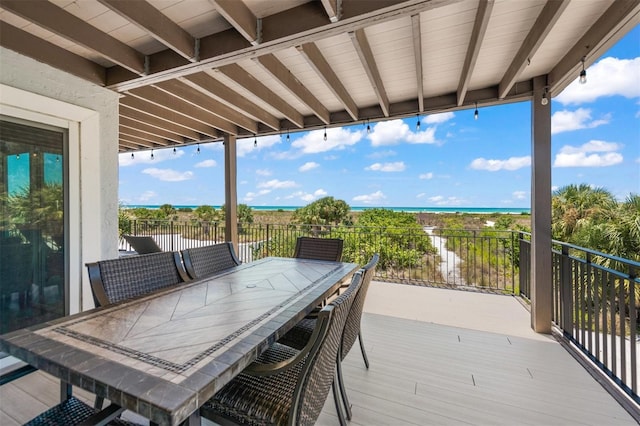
[124,205,531,214]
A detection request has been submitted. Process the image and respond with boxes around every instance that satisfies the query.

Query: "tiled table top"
[0,257,359,425]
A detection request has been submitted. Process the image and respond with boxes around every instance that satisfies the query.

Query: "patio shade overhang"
[1,0,638,153]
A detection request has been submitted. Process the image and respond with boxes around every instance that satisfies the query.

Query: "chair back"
[122,235,162,254]
[341,253,379,360]
[293,237,343,261]
[181,242,241,279]
[86,251,189,307]
[291,270,363,425]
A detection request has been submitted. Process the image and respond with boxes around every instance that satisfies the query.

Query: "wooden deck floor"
[1,283,636,425]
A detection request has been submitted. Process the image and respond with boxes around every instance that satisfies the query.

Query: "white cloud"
[142,168,194,182]
[353,190,386,204]
[554,140,624,167]
[368,119,438,146]
[243,189,271,202]
[119,148,184,166]
[368,150,397,159]
[365,161,406,172]
[257,179,297,189]
[556,57,640,105]
[138,190,157,202]
[419,172,433,180]
[551,108,610,134]
[636,157,640,164]
[299,162,319,172]
[283,189,328,202]
[428,195,464,206]
[416,193,426,198]
[512,191,526,200]
[194,159,216,168]
[255,169,272,176]
[469,156,531,171]
[290,127,362,155]
[424,112,454,124]
[237,135,281,157]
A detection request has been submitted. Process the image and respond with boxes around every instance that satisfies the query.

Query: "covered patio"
[1,282,636,425]
[1,0,639,424]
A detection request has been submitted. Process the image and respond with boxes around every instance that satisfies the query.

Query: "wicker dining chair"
[86,251,190,307]
[279,253,379,420]
[180,242,241,280]
[200,270,364,426]
[122,234,163,254]
[293,236,344,261]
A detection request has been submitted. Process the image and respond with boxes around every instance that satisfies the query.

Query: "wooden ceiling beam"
[411,14,424,112]
[457,0,493,106]
[119,135,156,150]
[120,96,220,139]
[154,80,258,134]
[120,117,186,144]
[209,0,259,44]
[548,0,640,95]
[106,0,456,91]
[98,0,196,61]
[254,54,330,125]
[0,22,106,86]
[119,126,170,146]
[498,0,568,99]
[181,73,280,131]
[119,139,148,151]
[297,42,358,121]
[216,64,305,128]
[321,0,340,22]
[119,106,201,141]
[1,0,145,75]
[127,86,238,135]
[350,29,389,117]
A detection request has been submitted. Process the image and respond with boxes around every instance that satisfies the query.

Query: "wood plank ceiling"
[1,0,638,152]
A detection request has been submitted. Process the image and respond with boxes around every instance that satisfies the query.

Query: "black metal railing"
[519,233,639,404]
[122,220,519,293]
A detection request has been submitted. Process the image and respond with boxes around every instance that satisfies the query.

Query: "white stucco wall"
[0,47,119,312]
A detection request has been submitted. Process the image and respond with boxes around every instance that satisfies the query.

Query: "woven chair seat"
[277,318,315,350]
[201,343,305,425]
[25,396,138,426]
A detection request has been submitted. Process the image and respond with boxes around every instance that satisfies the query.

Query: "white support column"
[530,75,553,333]
[224,134,239,252]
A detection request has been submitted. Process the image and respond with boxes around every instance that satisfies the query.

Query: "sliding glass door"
[0,118,67,335]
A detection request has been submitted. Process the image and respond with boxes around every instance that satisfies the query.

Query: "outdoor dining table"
[0,256,359,425]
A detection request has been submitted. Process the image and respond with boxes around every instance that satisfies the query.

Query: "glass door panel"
[1,118,66,335]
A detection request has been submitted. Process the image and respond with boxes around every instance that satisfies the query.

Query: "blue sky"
[119,26,640,209]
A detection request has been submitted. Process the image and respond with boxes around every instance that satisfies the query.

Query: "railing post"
[266,224,270,257]
[170,221,174,251]
[560,245,572,336]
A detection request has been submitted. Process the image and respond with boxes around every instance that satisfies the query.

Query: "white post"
[224,134,238,252]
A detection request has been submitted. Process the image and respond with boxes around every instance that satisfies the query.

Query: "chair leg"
[94,396,104,410]
[332,375,348,426]
[358,331,370,369]
[337,358,353,420]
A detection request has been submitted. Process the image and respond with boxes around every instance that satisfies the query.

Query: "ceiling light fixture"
[541,88,549,106]
[579,57,587,84]
[474,102,479,120]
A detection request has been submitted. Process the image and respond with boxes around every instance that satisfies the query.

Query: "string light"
[131,152,134,159]
[323,126,327,141]
[579,57,587,84]
[254,134,257,147]
[196,143,200,154]
[286,129,290,142]
[16,153,20,160]
[150,149,154,160]
[474,102,479,120]
[541,88,549,106]
[366,119,371,134]
[416,114,421,130]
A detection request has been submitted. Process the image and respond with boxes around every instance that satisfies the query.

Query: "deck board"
[1,283,636,425]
